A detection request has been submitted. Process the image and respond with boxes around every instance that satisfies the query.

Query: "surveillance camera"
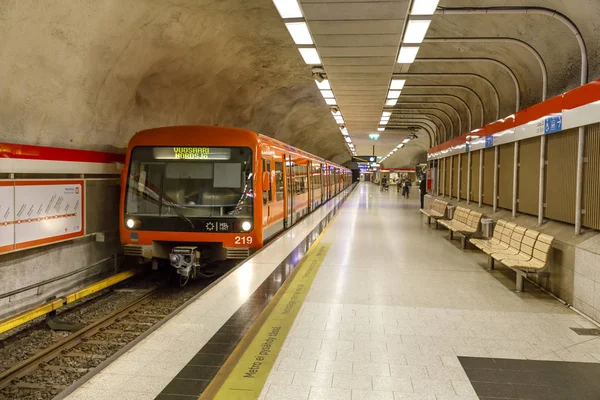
[311,67,326,82]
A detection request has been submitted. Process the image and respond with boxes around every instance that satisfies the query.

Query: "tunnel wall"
[0,145,122,319]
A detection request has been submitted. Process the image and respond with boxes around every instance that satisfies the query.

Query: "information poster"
[13,181,84,250]
[0,183,14,253]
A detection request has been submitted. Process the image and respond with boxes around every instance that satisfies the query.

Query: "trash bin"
[446,205,456,219]
[481,218,496,238]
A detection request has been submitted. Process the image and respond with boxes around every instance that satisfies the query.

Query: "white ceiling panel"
[313,34,401,47]
[301,2,409,20]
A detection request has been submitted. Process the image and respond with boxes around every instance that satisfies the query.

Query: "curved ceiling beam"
[394,107,453,142]
[396,100,463,139]
[436,6,588,85]
[396,73,500,120]
[425,37,548,101]
[399,93,473,132]
[404,84,485,127]
[415,57,521,112]
[386,118,436,148]
[393,108,451,142]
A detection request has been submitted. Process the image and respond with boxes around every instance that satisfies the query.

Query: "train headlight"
[241,221,252,231]
[126,219,135,229]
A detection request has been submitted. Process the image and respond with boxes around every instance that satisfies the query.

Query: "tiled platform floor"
[260,183,600,400]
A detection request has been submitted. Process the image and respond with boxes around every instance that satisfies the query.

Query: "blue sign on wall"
[544,116,563,135]
[485,136,494,148]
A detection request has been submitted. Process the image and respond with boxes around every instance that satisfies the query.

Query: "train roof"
[129,126,349,171]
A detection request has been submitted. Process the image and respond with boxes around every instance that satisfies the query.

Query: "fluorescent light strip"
[386,99,398,106]
[285,22,313,45]
[390,79,406,90]
[331,110,341,116]
[411,0,440,15]
[325,98,337,105]
[387,90,401,99]
[320,90,334,98]
[378,127,385,132]
[380,120,389,125]
[397,46,420,63]
[298,48,321,64]
[402,138,410,143]
[272,0,303,18]
[382,111,391,117]
[345,137,352,143]
[316,79,331,90]
[403,19,431,44]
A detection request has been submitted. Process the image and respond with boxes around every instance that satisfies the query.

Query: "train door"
[286,154,295,226]
[261,156,273,235]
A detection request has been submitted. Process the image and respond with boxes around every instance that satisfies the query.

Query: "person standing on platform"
[402,174,411,198]
[419,174,427,209]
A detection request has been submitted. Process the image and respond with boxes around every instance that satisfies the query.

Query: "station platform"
[63,183,600,400]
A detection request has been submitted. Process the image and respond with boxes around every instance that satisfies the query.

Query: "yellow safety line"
[200,211,341,400]
[0,269,138,335]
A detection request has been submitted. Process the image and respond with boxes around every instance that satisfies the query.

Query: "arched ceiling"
[1,0,599,168]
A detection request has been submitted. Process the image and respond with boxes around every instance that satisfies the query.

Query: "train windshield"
[125,146,253,218]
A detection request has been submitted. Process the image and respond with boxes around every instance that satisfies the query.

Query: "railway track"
[0,273,220,400]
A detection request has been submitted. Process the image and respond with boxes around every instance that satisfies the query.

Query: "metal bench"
[438,207,483,248]
[471,221,554,291]
[420,199,448,227]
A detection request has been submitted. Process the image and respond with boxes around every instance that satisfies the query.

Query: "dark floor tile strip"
[458,356,600,400]
[157,190,353,398]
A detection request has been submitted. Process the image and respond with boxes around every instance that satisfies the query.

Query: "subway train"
[120,126,351,283]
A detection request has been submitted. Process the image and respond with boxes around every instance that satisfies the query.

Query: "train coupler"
[169,246,201,279]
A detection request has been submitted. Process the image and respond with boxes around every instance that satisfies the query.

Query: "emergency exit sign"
[368,134,380,140]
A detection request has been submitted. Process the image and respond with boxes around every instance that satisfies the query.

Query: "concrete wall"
[0,179,121,320]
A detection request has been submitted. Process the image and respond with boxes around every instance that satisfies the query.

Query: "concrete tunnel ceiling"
[1,0,599,169]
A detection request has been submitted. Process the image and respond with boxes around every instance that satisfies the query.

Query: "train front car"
[120,126,261,283]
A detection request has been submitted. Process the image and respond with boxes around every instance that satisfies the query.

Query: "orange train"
[120,126,352,281]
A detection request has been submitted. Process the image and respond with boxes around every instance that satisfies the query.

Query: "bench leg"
[461,236,466,249]
[434,220,439,230]
[449,230,453,240]
[488,256,494,270]
[427,216,431,224]
[515,271,524,292]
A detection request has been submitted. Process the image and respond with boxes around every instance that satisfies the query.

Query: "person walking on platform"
[419,174,427,209]
[381,175,388,192]
[402,175,411,199]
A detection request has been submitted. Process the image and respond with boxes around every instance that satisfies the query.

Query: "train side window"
[275,161,284,201]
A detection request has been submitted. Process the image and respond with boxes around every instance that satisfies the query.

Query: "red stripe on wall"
[0,143,124,164]
[429,78,600,155]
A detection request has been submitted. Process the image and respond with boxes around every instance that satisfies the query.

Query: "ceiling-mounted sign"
[368,134,380,140]
[485,136,494,148]
[352,155,378,163]
[544,116,563,135]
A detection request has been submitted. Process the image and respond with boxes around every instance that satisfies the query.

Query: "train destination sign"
[153,147,231,160]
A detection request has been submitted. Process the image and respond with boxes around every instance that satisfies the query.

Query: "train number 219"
[235,236,253,245]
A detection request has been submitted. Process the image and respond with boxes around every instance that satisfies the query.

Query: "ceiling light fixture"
[298,48,321,64]
[285,22,313,45]
[387,90,401,99]
[380,120,389,125]
[272,0,303,18]
[402,138,410,143]
[386,99,398,106]
[345,137,352,143]
[320,90,334,98]
[382,111,392,117]
[378,127,385,132]
[316,79,331,90]
[397,46,420,63]
[325,98,337,105]
[411,0,440,15]
[403,19,431,44]
[331,110,341,116]
[390,79,406,90]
